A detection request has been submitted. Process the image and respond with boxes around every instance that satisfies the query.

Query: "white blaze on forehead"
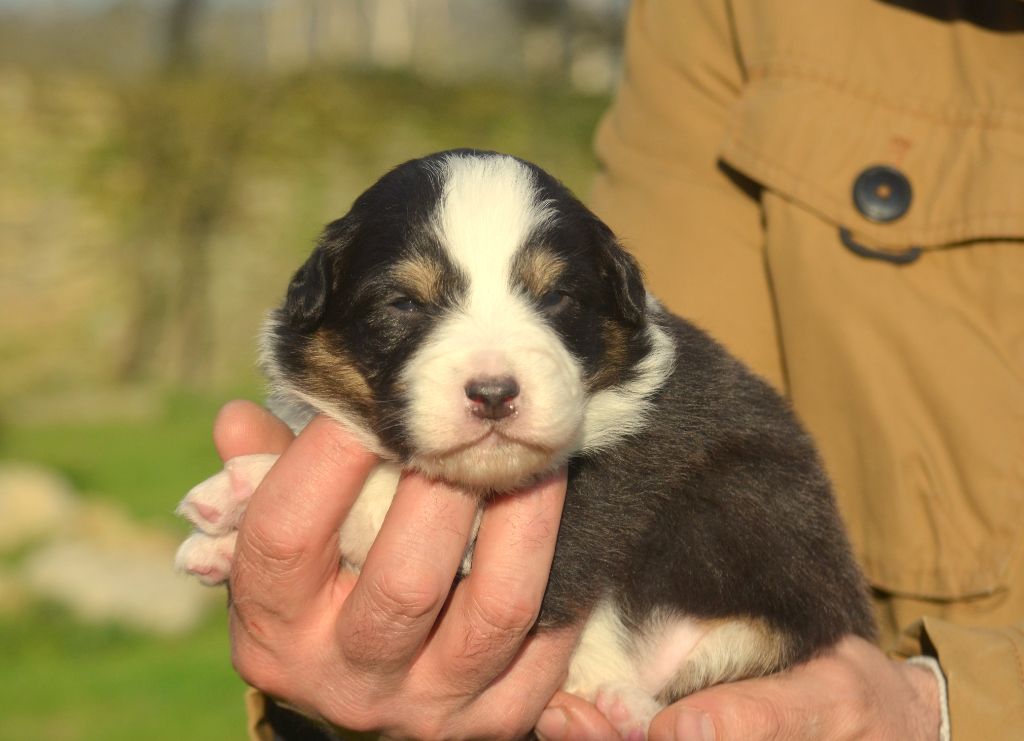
[434,153,555,307]
[397,154,581,489]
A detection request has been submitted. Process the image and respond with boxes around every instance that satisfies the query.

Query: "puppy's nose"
[465,376,519,420]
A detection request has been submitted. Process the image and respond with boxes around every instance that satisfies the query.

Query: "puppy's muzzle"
[465,376,519,420]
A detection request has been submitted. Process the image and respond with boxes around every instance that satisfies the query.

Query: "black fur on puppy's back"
[538,310,874,679]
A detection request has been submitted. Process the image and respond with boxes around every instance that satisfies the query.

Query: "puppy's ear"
[283,246,331,331]
[594,220,646,327]
[282,216,354,330]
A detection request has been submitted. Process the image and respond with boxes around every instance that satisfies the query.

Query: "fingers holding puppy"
[339,467,572,738]
[431,469,567,691]
[306,469,571,737]
[213,403,574,737]
[228,415,377,655]
[335,472,478,678]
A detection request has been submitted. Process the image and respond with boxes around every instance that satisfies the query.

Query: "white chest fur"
[336,463,401,570]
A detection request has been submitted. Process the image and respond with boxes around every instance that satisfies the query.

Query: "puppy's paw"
[176,454,279,535]
[175,531,238,586]
[594,683,662,741]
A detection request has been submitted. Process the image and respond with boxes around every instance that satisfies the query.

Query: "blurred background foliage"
[0,0,623,738]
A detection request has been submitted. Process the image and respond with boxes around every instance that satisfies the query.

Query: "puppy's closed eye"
[537,289,574,314]
[387,295,425,315]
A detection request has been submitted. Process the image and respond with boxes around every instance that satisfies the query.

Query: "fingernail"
[675,707,715,741]
[535,706,568,740]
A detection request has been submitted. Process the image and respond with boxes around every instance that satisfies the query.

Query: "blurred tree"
[165,0,203,72]
[513,0,571,76]
[513,0,569,25]
[116,0,253,386]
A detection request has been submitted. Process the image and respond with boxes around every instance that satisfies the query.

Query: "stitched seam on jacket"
[1009,626,1024,695]
[747,60,1024,131]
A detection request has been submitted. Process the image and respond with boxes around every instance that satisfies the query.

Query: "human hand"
[212,400,577,738]
[536,636,941,740]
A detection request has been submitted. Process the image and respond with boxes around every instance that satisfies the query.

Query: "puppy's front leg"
[175,453,279,585]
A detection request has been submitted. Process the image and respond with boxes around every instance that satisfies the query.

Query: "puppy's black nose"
[465,376,519,420]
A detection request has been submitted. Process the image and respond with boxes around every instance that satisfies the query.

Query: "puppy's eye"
[388,296,423,314]
[538,290,573,313]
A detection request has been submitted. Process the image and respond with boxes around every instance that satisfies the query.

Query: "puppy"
[176,150,875,737]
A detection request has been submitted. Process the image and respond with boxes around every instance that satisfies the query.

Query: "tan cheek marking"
[302,330,374,416]
[587,320,631,391]
[391,258,443,304]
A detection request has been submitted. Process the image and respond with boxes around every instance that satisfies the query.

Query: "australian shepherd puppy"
[176,150,874,736]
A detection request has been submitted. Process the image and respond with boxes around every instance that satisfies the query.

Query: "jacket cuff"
[246,687,272,741]
[899,617,1024,740]
[906,655,950,741]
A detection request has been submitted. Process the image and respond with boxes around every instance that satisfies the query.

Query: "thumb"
[649,684,785,741]
[535,690,619,740]
[214,399,294,460]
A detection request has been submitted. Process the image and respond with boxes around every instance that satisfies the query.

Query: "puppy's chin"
[409,437,563,494]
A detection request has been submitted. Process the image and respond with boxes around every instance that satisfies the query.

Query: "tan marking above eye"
[390,258,444,304]
[516,248,567,296]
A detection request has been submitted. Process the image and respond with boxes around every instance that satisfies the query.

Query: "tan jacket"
[590,1,1024,738]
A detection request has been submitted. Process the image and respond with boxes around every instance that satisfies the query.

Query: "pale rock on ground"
[0,462,79,551]
[22,537,215,635]
[0,461,217,634]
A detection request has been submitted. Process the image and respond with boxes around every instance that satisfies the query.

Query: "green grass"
[0,604,246,741]
[0,390,253,740]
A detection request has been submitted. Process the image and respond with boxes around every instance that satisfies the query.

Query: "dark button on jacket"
[852,165,912,223]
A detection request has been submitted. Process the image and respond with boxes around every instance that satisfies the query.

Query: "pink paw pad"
[594,684,662,741]
[176,454,279,535]
[188,564,227,586]
[192,501,222,524]
[175,531,238,587]
[175,455,277,586]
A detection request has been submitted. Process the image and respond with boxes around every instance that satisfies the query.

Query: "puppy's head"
[265,150,649,492]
